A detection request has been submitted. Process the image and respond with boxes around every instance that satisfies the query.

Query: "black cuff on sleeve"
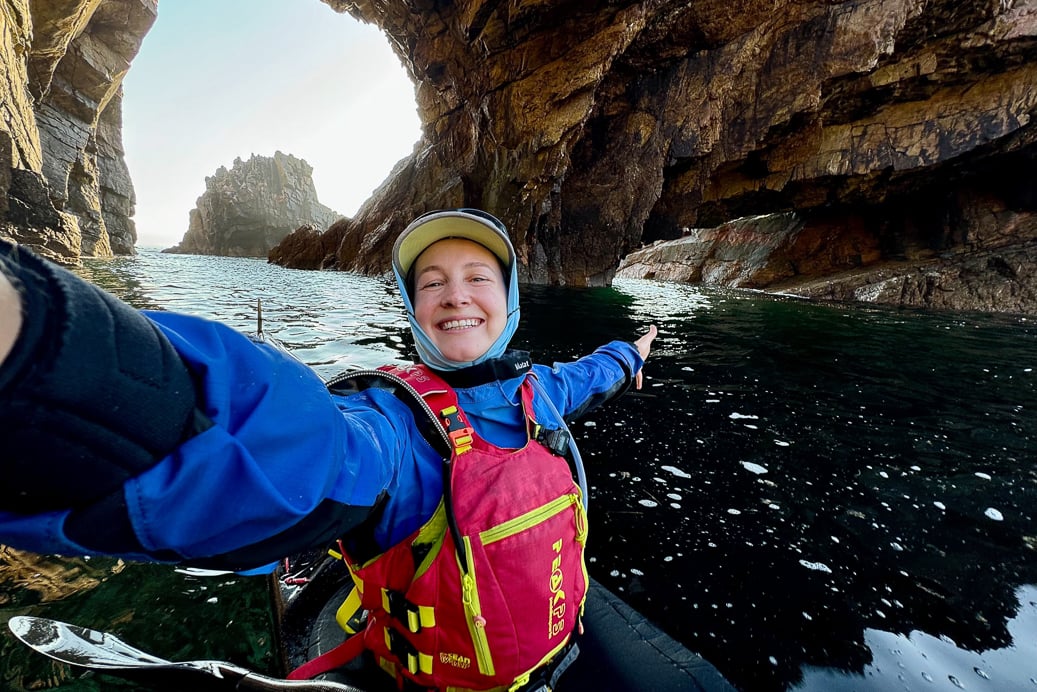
[0,241,197,514]
[565,351,635,422]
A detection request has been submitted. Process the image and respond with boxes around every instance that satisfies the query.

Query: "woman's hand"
[0,270,22,368]
[633,324,658,390]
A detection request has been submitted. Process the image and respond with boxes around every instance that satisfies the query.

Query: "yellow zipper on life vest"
[479,493,583,546]
[461,536,495,676]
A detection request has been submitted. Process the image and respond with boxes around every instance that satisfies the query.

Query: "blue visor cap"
[393,209,516,280]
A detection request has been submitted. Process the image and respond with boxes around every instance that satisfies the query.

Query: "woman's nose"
[442,282,470,306]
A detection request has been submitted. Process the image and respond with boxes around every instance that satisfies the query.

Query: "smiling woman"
[122,0,421,249]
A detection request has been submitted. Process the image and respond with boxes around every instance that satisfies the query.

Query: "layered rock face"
[1,0,154,261]
[617,209,1037,314]
[165,152,341,257]
[270,0,1037,313]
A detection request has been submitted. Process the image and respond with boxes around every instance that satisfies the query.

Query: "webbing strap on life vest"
[286,631,366,681]
[335,585,365,634]
[382,588,436,632]
[384,626,434,675]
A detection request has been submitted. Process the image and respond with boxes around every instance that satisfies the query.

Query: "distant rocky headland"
[163,152,341,257]
[2,1,1036,314]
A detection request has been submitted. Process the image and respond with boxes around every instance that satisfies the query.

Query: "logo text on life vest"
[440,652,471,669]
[548,538,566,637]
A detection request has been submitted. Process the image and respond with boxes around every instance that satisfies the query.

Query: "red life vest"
[334,364,588,691]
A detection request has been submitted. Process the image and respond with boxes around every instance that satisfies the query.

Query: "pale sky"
[122,0,422,249]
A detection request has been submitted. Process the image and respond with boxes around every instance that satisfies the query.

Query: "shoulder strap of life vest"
[325,366,452,459]
[380,363,543,451]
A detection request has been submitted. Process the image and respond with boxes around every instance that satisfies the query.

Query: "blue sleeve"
[0,310,424,570]
[127,312,413,565]
[532,340,643,422]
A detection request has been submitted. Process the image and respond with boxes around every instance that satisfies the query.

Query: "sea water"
[1,249,1034,691]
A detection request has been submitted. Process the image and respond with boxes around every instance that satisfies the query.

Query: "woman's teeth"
[441,319,480,330]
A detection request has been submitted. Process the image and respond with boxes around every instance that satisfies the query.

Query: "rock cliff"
[617,211,1037,314]
[164,152,341,257]
[1,0,154,261]
[4,0,1037,313]
[270,0,1037,314]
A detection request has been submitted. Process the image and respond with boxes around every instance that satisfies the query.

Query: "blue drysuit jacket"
[0,310,641,572]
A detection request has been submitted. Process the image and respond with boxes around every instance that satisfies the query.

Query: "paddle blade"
[8,615,173,669]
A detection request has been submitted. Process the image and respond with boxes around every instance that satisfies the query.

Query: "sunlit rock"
[165,152,341,257]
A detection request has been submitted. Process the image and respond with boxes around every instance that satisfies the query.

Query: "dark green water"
[2,250,1035,691]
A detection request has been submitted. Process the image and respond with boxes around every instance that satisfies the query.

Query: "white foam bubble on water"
[774,440,791,447]
[741,461,769,475]
[639,499,659,508]
[661,465,692,479]
[934,501,946,510]
[727,508,742,515]
[799,560,833,573]
[984,507,1004,521]
[631,568,644,576]
[730,412,759,420]
[667,493,682,500]
[975,472,992,480]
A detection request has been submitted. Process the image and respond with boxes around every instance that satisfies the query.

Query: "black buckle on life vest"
[440,406,474,454]
[385,626,431,676]
[385,626,417,659]
[440,406,465,432]
[384,589,425,633]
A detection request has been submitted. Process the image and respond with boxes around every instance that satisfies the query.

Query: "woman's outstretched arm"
[0,241,402,571]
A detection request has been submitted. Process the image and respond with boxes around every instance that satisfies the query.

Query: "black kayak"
[271,550,736,691]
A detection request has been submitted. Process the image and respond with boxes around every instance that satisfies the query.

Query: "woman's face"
[412,238,508,363]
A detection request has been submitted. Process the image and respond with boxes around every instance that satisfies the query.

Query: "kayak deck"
[271,550,735,691]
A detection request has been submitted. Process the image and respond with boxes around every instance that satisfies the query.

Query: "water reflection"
[796,584,1037,690]
[1,251,1034,690]
[583,280,1036,691]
